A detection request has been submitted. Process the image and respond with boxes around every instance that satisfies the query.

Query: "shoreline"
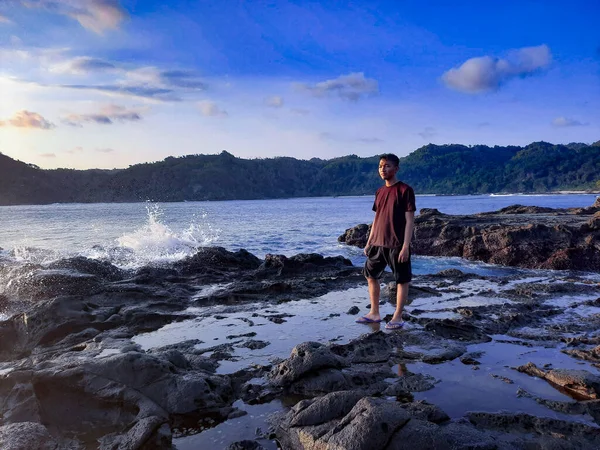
[0,191,599,208]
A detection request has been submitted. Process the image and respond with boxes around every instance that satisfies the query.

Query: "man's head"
[379,153,400,181]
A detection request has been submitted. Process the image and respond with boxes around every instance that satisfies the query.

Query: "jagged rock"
[330,331,397,364]
[47,257,124,281]
[400,401,450,423]
[340,198,600,271]
[288,391,366,427]
[258,253,353,276]
[238,339,270,350]
[175,247,262,275]
[0,422,59,450]
[516,362,600,399]
[337,223,371,248]
[460,351,484,365]
[280,397,411,450]
[424,319,492,343]
[226,441,265,450]
[383,372,437,393]
[269,342,346,387]
[467,411,600,447]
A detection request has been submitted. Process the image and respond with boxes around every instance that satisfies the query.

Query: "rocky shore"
[1,237,600,448]
[338,197,600,271]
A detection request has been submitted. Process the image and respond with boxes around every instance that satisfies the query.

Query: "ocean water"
[0,194,597,272]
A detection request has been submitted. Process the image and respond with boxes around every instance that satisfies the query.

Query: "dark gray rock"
[384,372,437,393]
[0,422,59,450]
[400,400,450,423]
[238,339,270,350]
[280,397,411,450]
[226,441,265,450]
[346,306,360,315]
[269,342,346,387]
[288,391,366,427]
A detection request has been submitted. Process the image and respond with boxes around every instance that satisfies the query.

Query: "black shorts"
[363,245,412,284]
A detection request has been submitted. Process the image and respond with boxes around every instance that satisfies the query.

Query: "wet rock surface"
[2,245,600,448]
[339,198,600,271]
[0,247,365,449]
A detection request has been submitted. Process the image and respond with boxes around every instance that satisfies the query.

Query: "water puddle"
[398,337,600,426]
[173,399,282,450]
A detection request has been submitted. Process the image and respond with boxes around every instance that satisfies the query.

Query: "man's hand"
[364,245,369,256]
[398,246,410,263]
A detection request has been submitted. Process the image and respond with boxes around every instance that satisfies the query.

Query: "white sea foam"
[109,203,221,269]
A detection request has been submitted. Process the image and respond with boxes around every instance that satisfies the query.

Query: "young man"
[356,153,416,330]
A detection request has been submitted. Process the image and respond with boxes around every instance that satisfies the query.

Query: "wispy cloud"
[198,100,228,117]
[0,13,13,23]
[290,108,310,116]
[296,72,379,101]
[19,0,128,34]
[51,56,118,74]
[57,83,180,101]
[96,147,115,153]
[265,96,284,107]
[357,137,384,144]
[552,117,588,127]
[43,66,208,101]
[62,104,146,126]
[39,152,56,158]
[66,146,84,154]
[442,45,552,93]
[0,110,55,129]
[319,131,383,144]
[125,67,207,90]
[418,127,437,140]
[0,46,70,66]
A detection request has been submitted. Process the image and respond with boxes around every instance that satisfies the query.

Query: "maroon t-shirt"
[369,181,416,248]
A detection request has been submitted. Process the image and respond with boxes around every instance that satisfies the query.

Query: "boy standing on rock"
[356,153,416,329]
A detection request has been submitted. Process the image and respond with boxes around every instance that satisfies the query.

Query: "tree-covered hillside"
[1,141,598,205]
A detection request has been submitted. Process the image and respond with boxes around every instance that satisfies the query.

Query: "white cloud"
[198,100,228,117]
[39,152,56,158]
[295,72,379,101]
[96,147,115,153]
[0,110,55,129]
[66,146,84,154]
[20,0,128,34]
[552,117,588,127]
[265,96,284,107]
[62,104,147,126]
[0,14,13,23]
[442,45,552,93]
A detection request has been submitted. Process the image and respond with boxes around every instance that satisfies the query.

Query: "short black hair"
[379,153,400,167]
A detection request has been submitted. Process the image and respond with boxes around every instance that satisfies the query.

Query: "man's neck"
[385,177,398,187]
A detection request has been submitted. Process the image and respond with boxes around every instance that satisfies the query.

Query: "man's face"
[379,159,398,180]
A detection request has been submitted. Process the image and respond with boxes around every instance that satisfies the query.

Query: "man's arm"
[364,226,373,255]
[398,211,415,263]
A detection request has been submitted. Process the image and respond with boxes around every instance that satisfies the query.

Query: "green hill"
[1,141,599,205]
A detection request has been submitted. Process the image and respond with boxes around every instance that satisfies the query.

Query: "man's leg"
[358,246,386,323]
[390,282,409,323]
[363,277,381,321]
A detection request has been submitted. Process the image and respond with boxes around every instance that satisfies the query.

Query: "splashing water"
[111,203,220,268]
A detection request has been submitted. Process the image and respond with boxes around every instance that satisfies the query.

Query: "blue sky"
[0,0,598,169]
